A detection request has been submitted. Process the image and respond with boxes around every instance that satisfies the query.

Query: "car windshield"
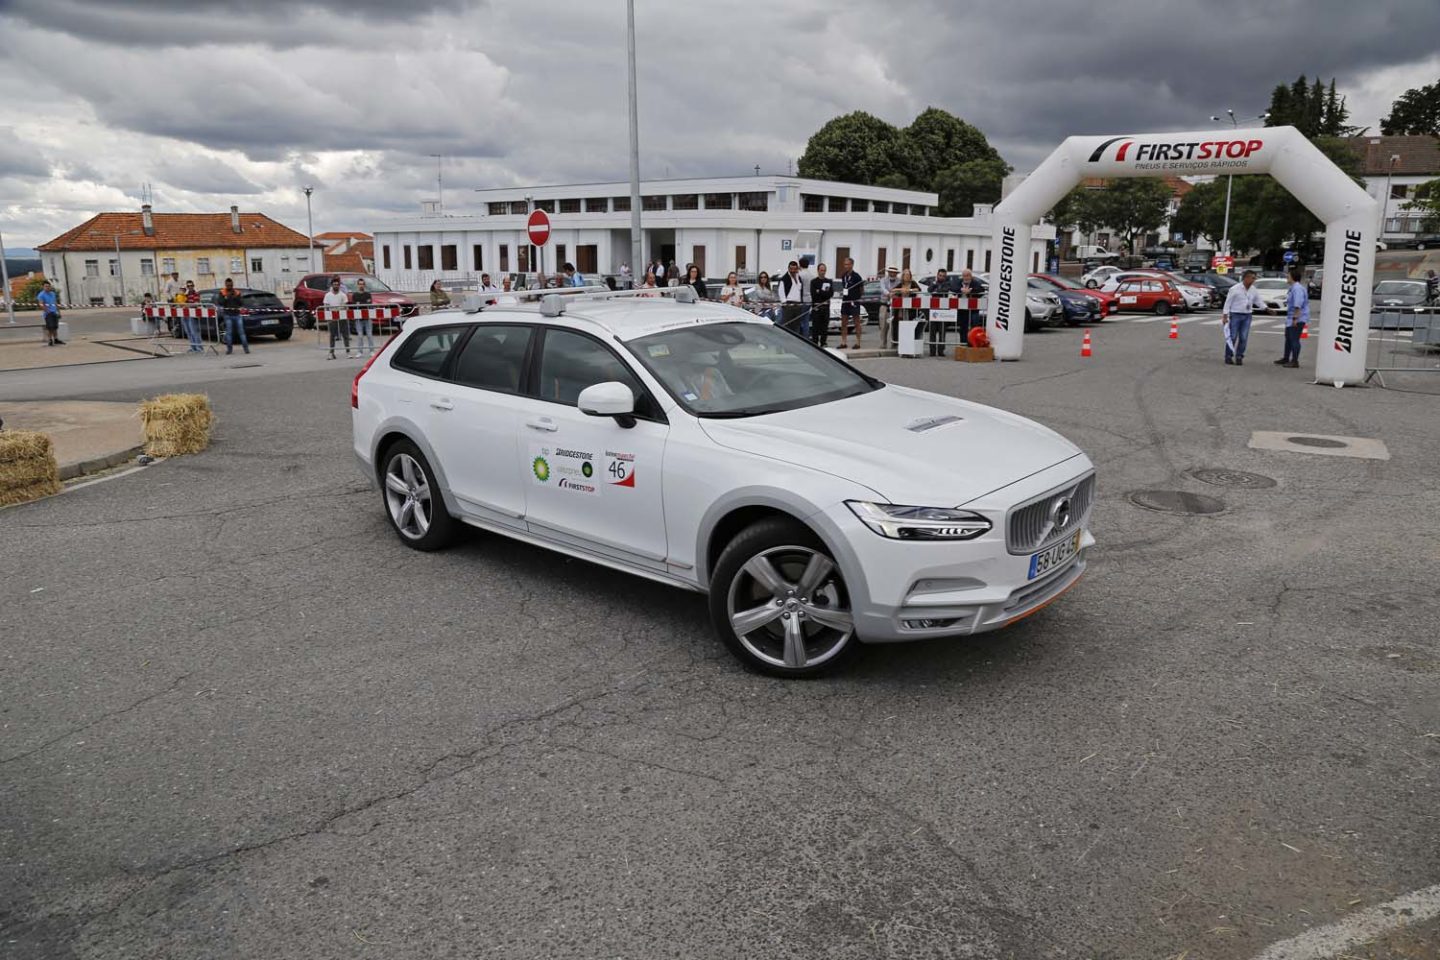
[1374,281,1424,295]
[1252,279,1287,290]
[627,321,879,417]
[242,293,284,307]
[343,276,391,293]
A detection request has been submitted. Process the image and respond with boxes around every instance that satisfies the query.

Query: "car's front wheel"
[709,518,857,678]
[380,440,457,551]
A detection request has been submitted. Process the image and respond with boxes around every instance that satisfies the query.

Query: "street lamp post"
[303,186,315,274]
[1378,153,1400,238]
[625,0,643,283]
[114,233,126,306]
[1209,109,1269,256]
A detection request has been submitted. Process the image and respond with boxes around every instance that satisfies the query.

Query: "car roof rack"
[464,284,698,316]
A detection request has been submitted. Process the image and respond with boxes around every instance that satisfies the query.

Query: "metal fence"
[1364,306,1440,388]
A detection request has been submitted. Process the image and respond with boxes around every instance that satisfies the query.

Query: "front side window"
[537,329,657,418]
[391,325,467,378]
[628,321,878,417]
[452,325,531,393]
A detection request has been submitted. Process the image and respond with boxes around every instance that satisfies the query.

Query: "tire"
[1085,279,1098,288]
[1418,243,1427,251]
[294,306,315,330]
[273,328,293,341]
[1153,300,1171,316]
[708,518,857,678]
[379,440,457,551]
[1024,310,1039,332]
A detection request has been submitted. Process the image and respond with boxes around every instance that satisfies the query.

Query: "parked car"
[1156,271,1219,310]
[1371,279,1432,310]
[1388,233,1440,250]
[189,288,295,340]
[1179,271,1238,306]
[1248,277,1290,314]
[1082,264,1123,288]
[292,273,418,329]
[1307,268,1324,300]
[351,293,1096,677]
[974,275,1060,330]
[1029,273,1116,319]
[1098,271,1208,312]
[1072,245,1119,261]
[1112,277,1185,314]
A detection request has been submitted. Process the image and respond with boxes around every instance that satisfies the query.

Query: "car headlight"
[847,501,992,541]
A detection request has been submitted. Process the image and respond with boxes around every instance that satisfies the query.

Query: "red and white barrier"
[890,296,983,310]
[313,306,400,323]
[144,304,218,319]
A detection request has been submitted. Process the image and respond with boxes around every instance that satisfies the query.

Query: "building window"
[141,258,155,276]
[737,192,768,212]
[488,202,509,216]
[403,246,413,270]
[250,257,263,273]
[510,200,529,215]
[108,258,120,276]
[876,247,887,273]
[835,246,850,270]
[473,244,484,270]
[946,250,955,272]
[380,246,390,269]
[828,197,847,212]
[418,246,434,270]
[642,195,666,211]
[559,198,581,213]
[691,245,706,275]
[84,259,99,277]
[704,193,733,210]
[230,257,244,273]
[801,194,824,212]
[851,199,869,213]
[901,248,911,270]
[197,257,212,274]
[612,196,631,212]
[735,245,747,271]
[966,249,974,270]
[673,194,699,210]
[161,257,176,274]
[984,250,992,272]
[441,244,458,271]
[914,205,930,216]
[1033,251,1040,272]
[556,244,567,266]
[535,199,555,213]
[1385,217,1402,232]
[873,201,889,214]
[584,197,608,213]
[1390,184,1408,199]
[500,245,510,271]
[282,256,291,273]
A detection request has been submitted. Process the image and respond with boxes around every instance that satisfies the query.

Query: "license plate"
[260,318,277,326]
[1028,530,1081,580]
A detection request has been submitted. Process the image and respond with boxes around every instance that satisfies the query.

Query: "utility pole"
[1209,109,1269,256]
[0,226,14,324]
[625,0,643,280]
[431,154,443,213]
[114,233,126,305]
[1379,154,1400,237]
[303,186,315,272]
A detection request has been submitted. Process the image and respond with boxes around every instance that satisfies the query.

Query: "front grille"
[1006,473,1094,554]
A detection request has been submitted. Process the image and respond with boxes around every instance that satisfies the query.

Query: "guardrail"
[1364,306,1440,387]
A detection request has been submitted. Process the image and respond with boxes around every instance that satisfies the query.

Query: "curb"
[58,444,145,481]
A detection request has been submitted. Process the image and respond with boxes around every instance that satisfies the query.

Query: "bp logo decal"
[532,456,550,482]
[581,461,593,478]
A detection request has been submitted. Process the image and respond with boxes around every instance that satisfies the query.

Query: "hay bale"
[140,393,214,457]
[0,430,62,506]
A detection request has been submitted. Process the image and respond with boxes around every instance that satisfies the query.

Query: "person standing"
[217,278,248,355]
[957,268,986,335]
[1221,269,1264,366]
[888,268,921,351]
[324,277,353,359]
[809,262,834,347]
[37,280,63,346]
[925,268,956,357]
[429,279,451,311]
[684,264,708,299]
[777,260,806,333]
[162,272,181,303]
[719,271,744,307]
[182,280,204,352]
[752,271,778,320]
[563,262,585,287]
[141,292,161,337]
[878,264,898,347]
[619,262,631,288]
[1276,267,1309,368]
[837,257,865,350]
[352,277,376,358]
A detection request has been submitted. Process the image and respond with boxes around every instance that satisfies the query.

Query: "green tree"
[795,111,910,186]
[1083,179,1174,254]
[1266,75,1353,137]
[900,107,1002,194]
[15,274,47,310]
[1168,179,1227,247]
[1047,187,1101,236]
[932,156,1008,217]
[1380,80,1440,135]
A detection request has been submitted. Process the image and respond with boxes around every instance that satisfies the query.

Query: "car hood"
[368,291,416,304]
[699,384,1084,505]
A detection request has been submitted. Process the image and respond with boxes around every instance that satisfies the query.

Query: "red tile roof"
[1344,135,1440,176]
[38,211,318,252]
[325,240,374,274]
[314,231,372,242]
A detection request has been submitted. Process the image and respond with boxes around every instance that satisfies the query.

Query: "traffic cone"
[1080,330,1092,358]
[1168,319,1179,339]
[1299,324,1309,339]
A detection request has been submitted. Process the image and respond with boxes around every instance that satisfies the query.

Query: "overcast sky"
[2,0,1438,249]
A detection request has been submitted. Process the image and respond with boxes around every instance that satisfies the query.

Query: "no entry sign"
[527,209,551,246]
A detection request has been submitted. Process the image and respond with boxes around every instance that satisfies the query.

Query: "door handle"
[525,418,558,432]
[430,398,455,411]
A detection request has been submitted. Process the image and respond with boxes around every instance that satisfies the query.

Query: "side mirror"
[577,381,637,428]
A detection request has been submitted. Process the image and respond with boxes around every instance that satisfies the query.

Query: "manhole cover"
[1128,490,1227,516]
[1188,468,1277,489]
[1286,436,1347,449]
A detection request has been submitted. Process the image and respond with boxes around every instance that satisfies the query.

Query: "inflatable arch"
[985,126,1376,385]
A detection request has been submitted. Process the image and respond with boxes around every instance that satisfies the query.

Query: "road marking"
[1251,883,1440,960]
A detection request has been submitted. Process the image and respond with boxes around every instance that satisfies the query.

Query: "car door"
[420,323,533,531]
[1116,281,1141,310]
[515,326,670,571]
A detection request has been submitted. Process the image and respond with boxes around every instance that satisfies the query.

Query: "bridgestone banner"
[986,125,1376,385]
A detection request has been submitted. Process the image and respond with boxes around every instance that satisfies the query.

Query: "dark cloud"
[153,155,264,195]
[0,128,51,178]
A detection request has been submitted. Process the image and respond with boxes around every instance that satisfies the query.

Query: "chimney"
[230,205,241,233]
[141,203,154,236]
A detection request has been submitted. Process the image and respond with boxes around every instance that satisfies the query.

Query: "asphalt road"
[2,317,1437,959]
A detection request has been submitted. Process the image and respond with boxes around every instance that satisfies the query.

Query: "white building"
[1348,135,1440,242]
[37,205,320,306]
[372,176,1052,290]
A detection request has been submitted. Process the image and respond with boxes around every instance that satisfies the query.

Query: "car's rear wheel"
[1153,300,1171,315]
[381,440,457,551]
[709,518,857,678]
[274,328,293,341]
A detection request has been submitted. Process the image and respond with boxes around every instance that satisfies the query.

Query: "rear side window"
[391,325,466,378]
[305,276,332,291]
[452,325,532,394]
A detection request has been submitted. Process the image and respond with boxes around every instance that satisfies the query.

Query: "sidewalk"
[0,335,164,372]
[1,400,145,480]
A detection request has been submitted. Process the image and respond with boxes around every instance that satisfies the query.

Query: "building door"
[946,249,955,271]
[691,246,706,275]
[876,247,887,274]
[734,246,746,272]
[576,245,598,275]
[556,244,567,268]
[835,246,850,271]
[966,249,974,270]
[660,244,675,269]
[902,247,911,270]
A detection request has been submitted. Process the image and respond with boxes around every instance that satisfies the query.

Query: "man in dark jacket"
[957,268,987,335]
[809,262,835,347]
[217,278,248,355]
[836,257,865,349]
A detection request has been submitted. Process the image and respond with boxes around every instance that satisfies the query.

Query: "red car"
[292,273,418,329]
[1112,277,1185,315]
[1029,273,1119,316]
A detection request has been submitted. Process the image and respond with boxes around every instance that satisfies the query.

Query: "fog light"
[902,618,959,630]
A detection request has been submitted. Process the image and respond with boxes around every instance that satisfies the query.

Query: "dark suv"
[291,273,418,328]
[187,288,295,340]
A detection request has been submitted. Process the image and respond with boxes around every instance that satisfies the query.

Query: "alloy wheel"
[384,453,432,540]
[726,545,853,670]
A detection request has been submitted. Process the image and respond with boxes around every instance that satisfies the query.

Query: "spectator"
[957,268,986,335]
[324,277,353,360]
[665,261,680,285]
[752,271,778,320]
[141,292,161,336]
[162,272,181,303]
[925,268,955,357]
[639,271,659,297]
[182,281,203,353]
[837,257,865,350]
[719,272,744,306]
[352,278,375,358]
[37,280,63,346]
[563,262,584,287]
[889,268,921,351]
[217,278,248,355]
[479,273,501,294]
[809,262,834,347]
[429,279,451,311]
[685,264,708,299]
[777,260,806,333]
[1276,267,1309,369]
[619,262,631,287]
[878,264,899,346]
[501,275,513,292]
[1221,269,1264,366]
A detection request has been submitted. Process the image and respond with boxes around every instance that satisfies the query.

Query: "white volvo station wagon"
[352,288,1096,677]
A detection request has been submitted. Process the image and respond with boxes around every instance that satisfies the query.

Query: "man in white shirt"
[777,260,805,333]
[1221,269,1265,366]
[478,272,502,305]
[878,264,898,346]
[322,277,353,359]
